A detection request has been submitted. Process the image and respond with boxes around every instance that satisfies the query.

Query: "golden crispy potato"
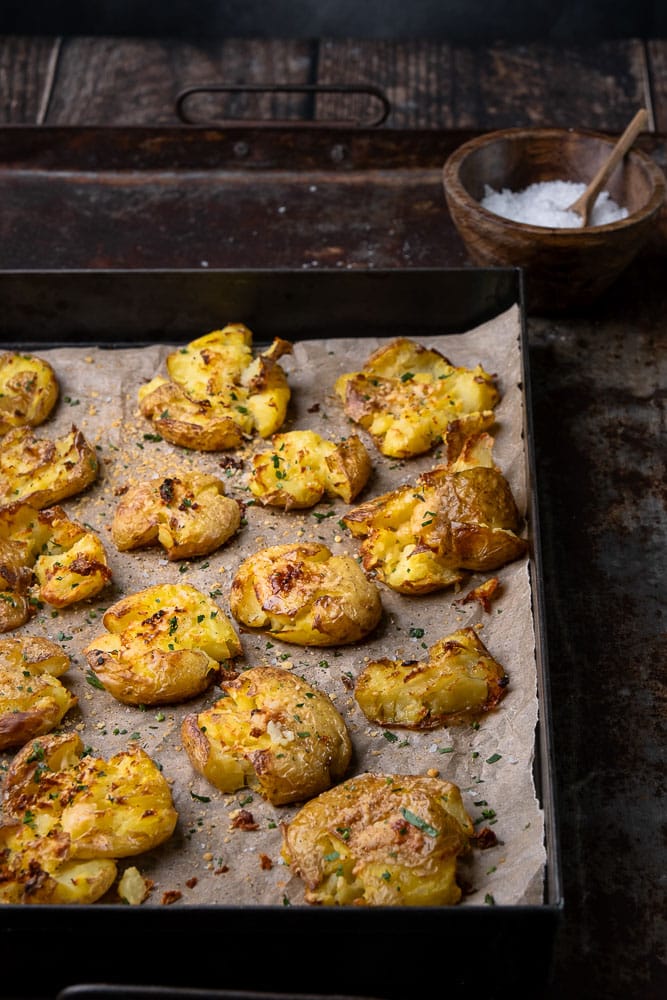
[0,732,177,903]
[31,507,112,607]
[138,324,293,451]
[0,352,59,437]
[84,582,242,705]
[182,665,352,805]
[249,430,372,510]
[354,627,508,728]
[230,542,382,646]
[0,636,77,750]
[343,433,528,594]
[0,502,112,618]
[0,424,98,510]
[4,733,178,856]
[112,471,242,560]
[335,337,499,459]
[281,772,474,905]
[0,822,118,905]
[0,536,34,632]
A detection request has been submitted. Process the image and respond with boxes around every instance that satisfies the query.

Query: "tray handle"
[175,83,391,128]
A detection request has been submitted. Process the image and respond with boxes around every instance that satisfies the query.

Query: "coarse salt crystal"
[480,179,628,228]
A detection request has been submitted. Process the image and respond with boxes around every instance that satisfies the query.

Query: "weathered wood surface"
[0,31,665,1000]
[1,35,665,128]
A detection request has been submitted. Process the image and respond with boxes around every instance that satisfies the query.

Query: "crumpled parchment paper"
[1,303,546,908]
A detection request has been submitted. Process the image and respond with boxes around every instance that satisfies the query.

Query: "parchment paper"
[1,304,546,907]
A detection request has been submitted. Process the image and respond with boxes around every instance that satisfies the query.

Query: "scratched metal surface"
[528,254,666,1000]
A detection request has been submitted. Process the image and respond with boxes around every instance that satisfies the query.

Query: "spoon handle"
[569,108,650,223]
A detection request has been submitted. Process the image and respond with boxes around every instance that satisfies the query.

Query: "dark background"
[0,0,665,40]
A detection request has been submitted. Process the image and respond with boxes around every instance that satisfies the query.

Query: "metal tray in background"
[0,124,665,278]
[0,268,561,1000]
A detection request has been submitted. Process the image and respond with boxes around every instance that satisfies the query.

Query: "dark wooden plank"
[647,39,667,133]
[45,36,315,125]
[317,38,649,130]
[35,35,653,131]
[0,35,60,124]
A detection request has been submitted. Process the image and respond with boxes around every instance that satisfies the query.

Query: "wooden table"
[2,34,666,1000]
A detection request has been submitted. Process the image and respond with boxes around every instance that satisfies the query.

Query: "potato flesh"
[112,471,241,560]
[354,627,508,728]
[84,582,242,704]
[3,733,178,860]
[0,823,118,905]
[249,430,372,509]
[0,353,59,436]
[182,665,352,805]
[32,508,112,607]
[0,425,98,510]
[335,338,499,459]
[281,772,474,906]
[0,732,177,904]
[343,433,527,594]
[138,324,292,450]
[230,542,382,646]
[0,504,111,631]
[0,636,77,749]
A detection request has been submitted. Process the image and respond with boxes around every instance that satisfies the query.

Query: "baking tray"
[0,268,562,1000]
[0,124,665,277]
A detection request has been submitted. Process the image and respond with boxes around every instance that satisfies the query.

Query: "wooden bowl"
[442,127,666,313]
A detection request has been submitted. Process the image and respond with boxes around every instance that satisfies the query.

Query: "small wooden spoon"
[568,107,650,225]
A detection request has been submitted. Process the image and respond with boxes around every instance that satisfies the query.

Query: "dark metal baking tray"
[0,124,665,277]
[0,267,561,1000]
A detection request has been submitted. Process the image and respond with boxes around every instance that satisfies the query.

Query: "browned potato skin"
[32,506,112,607]
[112,471,242,560]
[3,733,178,865]
[343,433,528,594]
[0,352,59,437]
[0,636,77,749]
[138,380,247,451]
[281,772,474,906]
[249,430,372,510]
[0,502,112,623]
[354,626,508,729]
[334,337,499,459]
[0,822,119,905]
[84,582,242,705]
[0,535,34,632]
[229,542,383,646]
[182,665,352,805]
[0,424,98,510]
[138,325,293,450]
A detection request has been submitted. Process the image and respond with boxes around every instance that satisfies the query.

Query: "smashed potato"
[0,822,118,905]
[0,732,177,904]
[0,536,34,632]
[335,337,499,459]
[248,430,372,509]
[229,542,382,646]
[84,582,242,705]
[0,424,98,510]
[0,636,77,750]
[182,665,352,805]
[281,772,474,906]
[112,471,242,560]
[343,433,528,594]
[138,323,293,450]
[354,627,508,728]
[0,352,59,437]
[0,502,112,624]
